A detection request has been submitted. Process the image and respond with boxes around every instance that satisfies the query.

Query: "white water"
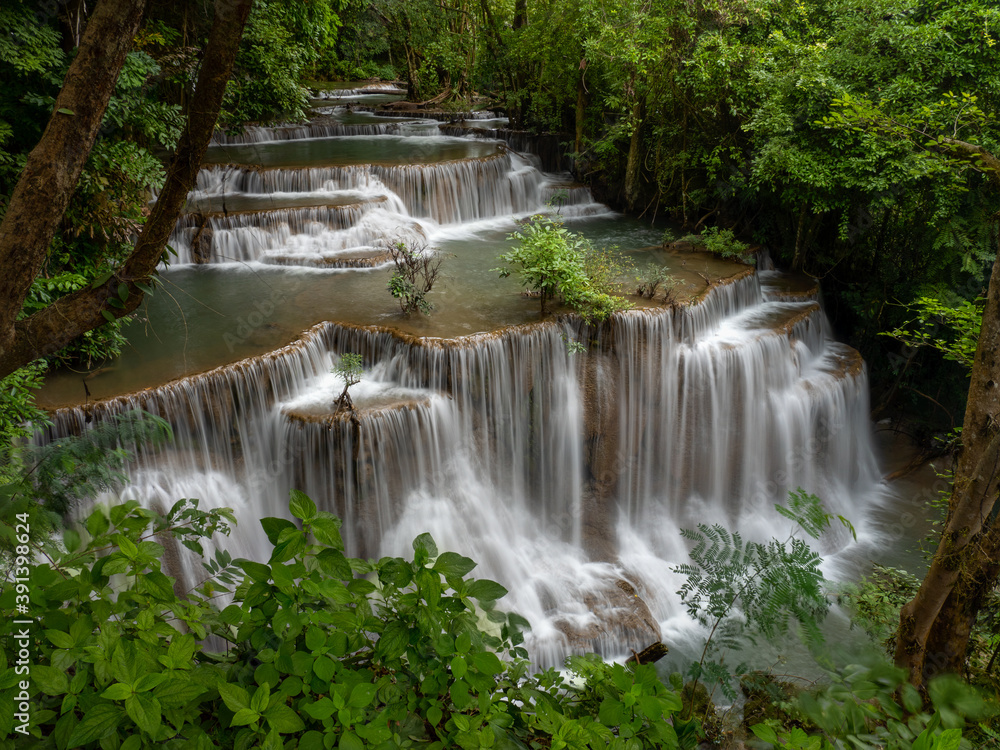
[47,122,889,668]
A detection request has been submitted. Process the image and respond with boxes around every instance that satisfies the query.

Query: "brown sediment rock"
[553,578,662,655]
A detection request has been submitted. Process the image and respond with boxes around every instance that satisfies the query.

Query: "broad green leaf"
[302,697,336,720]
[230,708,260,727]
[472,652,503,675]
[311,516,343,549]
[33,665,69,695]
[125,692,162,735]
[412,532,438,561]
[238,559,272,583]
[264,704,306,733]
[68,704,123,748]
[348,682,377,708]
[467,579,508,601]
[289,490,317,521]
[260,517,296,545]
[45,630,75,649]
[598,697,625,727]
[451,655,468,680]
[101,683,133,701]
[377,621,409,660]
[339,731,364,750]
[218,683,250,712]
[751,724,779,744]
[433,551,476,578]
[251,683,269,714]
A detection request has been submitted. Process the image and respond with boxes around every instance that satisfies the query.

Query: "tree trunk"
[0,0,254,380]
[895,207,1000,690]
[575,61,586,156]
[0,0,147,358]
[624,97,644,212]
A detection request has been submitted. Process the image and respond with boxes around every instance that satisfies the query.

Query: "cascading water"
[42,102,889,669]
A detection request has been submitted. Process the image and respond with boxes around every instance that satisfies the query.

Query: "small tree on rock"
[387,241,443,315]
[333,353,363,414]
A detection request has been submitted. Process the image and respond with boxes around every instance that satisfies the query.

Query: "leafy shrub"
[680,226,752,263]
[635,263,678,303]
[386,241,442,316]
[0,492,705,749]
[497,215,631,323]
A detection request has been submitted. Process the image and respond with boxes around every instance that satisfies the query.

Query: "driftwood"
[626,641,669,666]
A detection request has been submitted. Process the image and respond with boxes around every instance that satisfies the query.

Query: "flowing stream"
[39,98,893,669]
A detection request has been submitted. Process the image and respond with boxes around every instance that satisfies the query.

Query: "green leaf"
[433,551,476,578]
[125,692,161,735]
[101,683,133,701]
[101,310,117,323]
[751,724,779,744]
[33,664,69,695]
[238,559,272,582]
[598,697,625,727]
[451,655,468,680]
[348,682,377,708]
[57,108,75,115]
[339,731,364,750]
[467,579,508,601]
[218,683,250,712]
[251,683,269,714]
[935,729,962,750]
[68,704,123,748]
[260,517,296,545]
[302,697,336,721]
[230,708,260,727]
[264,704,306,733]
[310,516,343,549]
[289,490,317,521]
[412,532,438,561]
[472,652,503,675]
[377,620,409,660]
[46,630,76,649]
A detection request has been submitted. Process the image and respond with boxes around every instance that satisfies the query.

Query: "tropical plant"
[0,492,706,750]
[496,215,630,322]
[332,353,363,414]
[674,489,851,712]
[386,241,442,316]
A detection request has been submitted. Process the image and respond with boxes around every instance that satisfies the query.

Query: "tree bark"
[624,97,644,212]
[894,144,1000,689]
[0,0,254,380]
[0,0,148,357]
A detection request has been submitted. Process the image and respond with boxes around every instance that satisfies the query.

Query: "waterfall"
[46,271,881,667]
[174,149,589,265]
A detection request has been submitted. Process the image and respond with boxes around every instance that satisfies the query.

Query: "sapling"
[332,353,363,414]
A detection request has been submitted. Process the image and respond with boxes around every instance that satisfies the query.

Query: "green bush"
[0,493,701,749]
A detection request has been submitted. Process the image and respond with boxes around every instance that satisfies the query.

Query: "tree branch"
[0,0,254,380]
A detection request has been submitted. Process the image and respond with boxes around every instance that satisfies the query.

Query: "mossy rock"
[740,671,803,732]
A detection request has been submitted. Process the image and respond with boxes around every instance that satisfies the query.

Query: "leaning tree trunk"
[0,0,147,358]
[895,193,1000,690]
[0,0,254,380]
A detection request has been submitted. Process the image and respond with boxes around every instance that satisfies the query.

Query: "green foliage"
[635,263,677,302]
[0,410,172,548]
[751,661,991,749]
[674,490,833,705]
[386,242,442,316]
[838,564,920,654]
[332,353,364,414]
[882,295,984,371]
[680,227,752,263]
[496,215,631,322]
[0,361,49,458]
[0,493,707,749]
